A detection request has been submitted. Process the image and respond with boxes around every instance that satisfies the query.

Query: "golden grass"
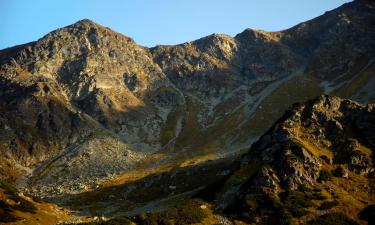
[295,137,333,159]
[174,99,203,150]
[328,173,372,221]
[179,153,219,168]
[10,203,68,225]
[102,157,172,187]
[295,169,373,225]
[333,60,375,98]
[357,144,373,156]
[0,186,69,225]
[239,74,323,142]
[215,161,261,199]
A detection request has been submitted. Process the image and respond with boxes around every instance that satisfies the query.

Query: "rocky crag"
[211,95,374,224]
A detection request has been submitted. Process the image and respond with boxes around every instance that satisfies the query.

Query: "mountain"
[55,95,374,225]
[0,0,374,224]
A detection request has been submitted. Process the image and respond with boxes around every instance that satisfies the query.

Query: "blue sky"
[0,0,351,49]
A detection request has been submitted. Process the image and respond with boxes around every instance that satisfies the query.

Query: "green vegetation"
[160,107,183,146]
[307,212,359,225]
[0,199,19,222]
[66,199,213,225]
[231,193,294,225]
[174,99,202,150]
[318,170,332,182]
[318,200,339,210]
[156,86,183,146]
[279,186,325,218]
[133,199,211,225]
[225,185,329,225]
[333,60,375,99]
[217,161,261,196]
[0,180,18,193]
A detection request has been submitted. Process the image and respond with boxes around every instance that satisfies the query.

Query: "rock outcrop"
[215,95,374,224]
[247,95,373,189]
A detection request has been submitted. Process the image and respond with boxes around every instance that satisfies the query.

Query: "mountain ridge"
[0,2,374,223]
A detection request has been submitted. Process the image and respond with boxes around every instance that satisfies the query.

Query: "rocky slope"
[82,95,373,225]
[0,0,374,203]
[37,96,374,225]
[212,95,374,224]
[0,20,175,195]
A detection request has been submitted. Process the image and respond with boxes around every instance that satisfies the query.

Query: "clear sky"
[0,0,351,50]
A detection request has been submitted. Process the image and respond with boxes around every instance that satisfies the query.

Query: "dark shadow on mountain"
[43,155,240,217]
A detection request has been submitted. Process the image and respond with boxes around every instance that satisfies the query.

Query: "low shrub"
[244,194,259,211]
[280,190,314,209]
[278,187,328,219]
[312,192,327,200]
[0,180,18,194]
[227,187,327,224]
[359,204,375,224]
[0,212,19,223]
[257,195,294,225]
[134,199,210,225]
[12,197,37,213]
[298,185,312,192]
[318,200,339,210]
[0,200,19,222]
[289,206,308,218]
[0,199,11,210]
[273,205,293,225]
[307,212,359,225]
[318,170,332,182]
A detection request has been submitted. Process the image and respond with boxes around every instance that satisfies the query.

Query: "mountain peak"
[75,18,97,25]
[58,19,105,33]
[34,18,134,53]
[69,19,103,30]
[235,28,282,43]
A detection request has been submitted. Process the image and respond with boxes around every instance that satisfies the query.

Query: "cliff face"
[246,95,374,188]
[0,0,374,196]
